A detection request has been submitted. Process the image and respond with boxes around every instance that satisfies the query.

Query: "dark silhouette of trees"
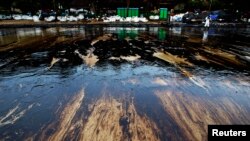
[0,0,15,14]
[0,0,249,15]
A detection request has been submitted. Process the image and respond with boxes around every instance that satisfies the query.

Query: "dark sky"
[0,0,249,11]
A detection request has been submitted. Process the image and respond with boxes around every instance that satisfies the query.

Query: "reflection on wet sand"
[155,90,250,141]
[152,77,168,86]
[122,78,139,85]
[0,36,58,52]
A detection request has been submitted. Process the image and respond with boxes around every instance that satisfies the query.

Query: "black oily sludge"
[0,27,250,141]
[1,27,249,75]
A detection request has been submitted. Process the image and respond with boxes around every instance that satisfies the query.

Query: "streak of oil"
[201,46,246,67]
[80,96,160,141]
[155,90,250,141]
[75,49,99,68]
[30,90,161,141]
[38,89,85,141]
[0,104,34,127]
[91,34,113,46]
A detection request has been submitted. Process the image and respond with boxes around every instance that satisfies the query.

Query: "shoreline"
[0,20,166,28]
[0,20,248,28]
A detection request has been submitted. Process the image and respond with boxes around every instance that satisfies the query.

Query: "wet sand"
[0,27,250,141]
[0,20,247,28]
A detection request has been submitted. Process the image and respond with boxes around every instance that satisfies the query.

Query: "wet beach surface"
[0,26,250,141]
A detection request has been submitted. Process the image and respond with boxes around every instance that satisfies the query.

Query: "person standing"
[204,16,210,28]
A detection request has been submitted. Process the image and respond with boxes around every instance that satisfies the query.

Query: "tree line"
[0,0,248,15]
